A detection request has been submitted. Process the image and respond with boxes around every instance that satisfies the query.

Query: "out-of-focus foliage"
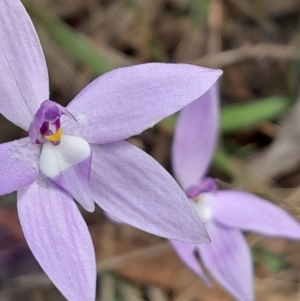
[160,96,290,134]
[25,4,115,74]
[221,96,291,134]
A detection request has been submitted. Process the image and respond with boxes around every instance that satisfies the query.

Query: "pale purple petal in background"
[65,63,222,144]
[0,0,49,130]
[198,222,253,301]
[0,138,39,195]
[89,141,210,243]
[213,190,300,239]
[172,85,219,189]
[170,240,210,286]
[17,177,96,301]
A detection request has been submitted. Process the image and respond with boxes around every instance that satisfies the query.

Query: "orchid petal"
[198,222,253,301]
[172,85,219,189]
[39,135,94,212]
[0,0,49,130]
[17,177,96,301]
[170,240,210,286]
[213,190,300,239]
[65,63,222,144]
[89,141,210,243]
[0,138,39,195]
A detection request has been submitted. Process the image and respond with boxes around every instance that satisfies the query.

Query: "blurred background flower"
[170,87,300,301]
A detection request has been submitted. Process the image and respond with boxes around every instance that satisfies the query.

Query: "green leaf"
[0,192,16,207]
[104,272,142,301]
[224,140,257,159]
[159,96,291,134]
[252,246,288,271]
[221,96,291,134]
[159,114,178,132]
[263,251,287,271]
[25,4,119,75]
[212,146,239,177]
[190,0,210,27]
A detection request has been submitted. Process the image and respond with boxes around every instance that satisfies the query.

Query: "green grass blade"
[25,4,118,74]
[190,0,210,27]
[213,146,239,177]
[160,95,291,134]
[221,96,291,134]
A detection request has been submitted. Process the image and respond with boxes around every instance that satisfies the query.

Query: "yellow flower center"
[45,127,63,142]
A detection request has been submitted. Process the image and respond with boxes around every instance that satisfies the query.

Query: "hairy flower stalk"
[0,1,223,300]
[170,84,300,301]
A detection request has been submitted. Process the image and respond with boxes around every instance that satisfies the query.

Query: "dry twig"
[195,43,300,68]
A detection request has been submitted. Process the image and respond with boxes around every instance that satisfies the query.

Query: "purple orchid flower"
[0,1,222,300]
[170,84,300,301]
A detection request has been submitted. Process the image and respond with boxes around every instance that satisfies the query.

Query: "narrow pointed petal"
[39,135,94,212]
[0,138,39,195]
[89,141,210,243]
[213,190,300,239]
[17,178,96,301]
[172,85,219,189]
[0,0,49,130]
[170,240,210,285]
[65,63,222,144]
[198,222,253,301]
